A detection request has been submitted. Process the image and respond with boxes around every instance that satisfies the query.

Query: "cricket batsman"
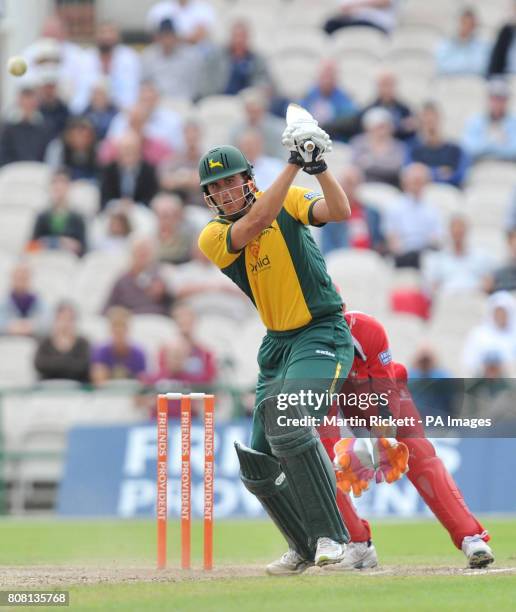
[198,105,354,575]
[324,309,495,570]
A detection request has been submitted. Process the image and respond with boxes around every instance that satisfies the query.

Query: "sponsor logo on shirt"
[304,191,322,200]
[249,255,271,273]
[315,349,336,358]
[379,349,392,366]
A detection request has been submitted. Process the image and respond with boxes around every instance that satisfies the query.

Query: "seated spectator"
[0,82,53,166]
[100,103,172,166]
[91,198,157,246]
[487,1,516,77]
[91,206,133,253]
[152,193,196,264]
[301,59,357,126]
[106,81,183,155]
[384,163,444,268]
[147,0,216,46]
[409,342,452,379]
[204,19,271,96]
[82,79,119,140]
[149,303,217,386]
[79,22,141,112]
[408,101,469,187]
[236,129,283,190]
[435,6,490,76]
[485,230,516,293]
[30,168,87,256]
[91,306,146,385]
[350,107,406,186]
[141,18,204,100]
[36,67,69,140]
[104,236,174,315]
[100,130,159,209]
[230,87,285,158]
[159,119,204,206]
[423,214,492,294]
[462,291,516,375]
[324,0,397,35]
[360,69,416,141]
[34,301,90,383]
[462,79,516,162]
[408,343,454,416]
[321,165,386,255]
[0,261,49,336]
[45,117,99,181]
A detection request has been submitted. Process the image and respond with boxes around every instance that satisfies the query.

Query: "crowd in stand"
[2,0,516,386]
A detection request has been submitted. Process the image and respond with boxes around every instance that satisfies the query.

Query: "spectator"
[100,130,159,209]
[91,206,133,253]
[146,0,216,46]
[208,19,271,96]
[408,101,469,187]
[152,193,196,264]
[45,117,99,182]
[0,261,49,337]
[0,83,53,166]
[324,0,397,35]
[106,81,183,156]
[485,230,516,293]
[384,163,444,268]
[34,301,90,383]
[80,22,141,112]
[36,67,70,140]
[30,168,87,256]
[350,106,406,186]
[82,79,119,140]
[104,236,174,315]
[159,119,204,206]
[230,87,285,158]
[24,17,87,114]
[422,215,492,294]
[91,306,146,385]
[360,69,416,140]
[141,18,204,100]
[462,291,516,375]
[91,198,157,246]
[435,6,490,76]
[462,79,516,162]
[301,59,357,126]
[409,342,452,379]
[408,343,455,416]
[149,303,217,386]
[487,1,516,76]
[320,165,385,255]
[236,129,283,190]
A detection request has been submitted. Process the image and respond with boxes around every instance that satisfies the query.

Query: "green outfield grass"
[0,518,515,611]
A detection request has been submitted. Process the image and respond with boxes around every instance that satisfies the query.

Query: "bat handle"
[304,140,315,153]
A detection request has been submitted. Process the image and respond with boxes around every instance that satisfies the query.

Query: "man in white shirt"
[383,163,444,268]
[78,22,141,113]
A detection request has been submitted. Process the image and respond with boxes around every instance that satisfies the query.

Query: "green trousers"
[250,312,353,454]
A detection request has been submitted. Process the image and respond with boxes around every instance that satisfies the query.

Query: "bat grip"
[303,140,315,153]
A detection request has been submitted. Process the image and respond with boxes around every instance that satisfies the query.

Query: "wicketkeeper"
[198,106,354,574]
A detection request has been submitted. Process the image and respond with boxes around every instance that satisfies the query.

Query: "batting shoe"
[326,541,379,571]
[266,549,313,576]
[461,533,495,569]
[314,537,346,567]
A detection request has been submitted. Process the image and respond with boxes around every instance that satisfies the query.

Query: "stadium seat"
[73,250,129,315]
[381,313,427,365]
[389,25,443,53]
[384,48,436,81]
[357,182,401,214]
[130,313,179,370]
[196,95,245,127]
[464,184,512,230]
[0,207,35,254]
[467,161,516,187]
[68,180,100,218]
[27,251,78,306]
[399,0,452,31]
[329,27,388,58]
[0,337,38,389]
[266,28,330,60]
[326,142,352,175]
[423,183,464,217]
[0,162,51,211]
[195,314,243,381]
[269,52,321,99]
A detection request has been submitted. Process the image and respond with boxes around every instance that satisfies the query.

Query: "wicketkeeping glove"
[372,438,409,484]
[333,438,375,497]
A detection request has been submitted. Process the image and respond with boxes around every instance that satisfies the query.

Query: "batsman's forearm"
[316,171,351,221]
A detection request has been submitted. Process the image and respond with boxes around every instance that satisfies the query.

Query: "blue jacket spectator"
[321,165,386,255]
[408,101,469,187]
[301,59,357,126]
[462,79,516,161]
[435,6,490,75]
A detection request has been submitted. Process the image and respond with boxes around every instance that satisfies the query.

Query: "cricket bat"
[285,103,316,153]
